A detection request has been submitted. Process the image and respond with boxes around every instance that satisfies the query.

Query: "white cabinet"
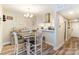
[43,30,56,48]
[36,13,54,24]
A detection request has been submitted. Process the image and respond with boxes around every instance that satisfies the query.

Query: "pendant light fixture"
[24,8,34,18]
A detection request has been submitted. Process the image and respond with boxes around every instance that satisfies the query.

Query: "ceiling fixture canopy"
[24,8,34,18]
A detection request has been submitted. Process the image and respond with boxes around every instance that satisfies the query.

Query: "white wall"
[2,9,33,45]
[56,15,65,49]
[0,5,3,52]
[55,14,73,49]
[71,21,79,37]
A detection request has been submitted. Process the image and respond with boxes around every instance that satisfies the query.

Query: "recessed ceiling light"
[69,11,74,14]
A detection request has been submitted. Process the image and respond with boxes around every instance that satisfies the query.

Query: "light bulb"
[26,13,30,17]
[24,13,30,18]
[30,14,33,18]
[24,14,26,17]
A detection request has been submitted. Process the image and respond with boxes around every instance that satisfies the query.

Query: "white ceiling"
[2,4,56,14]
[2,4,79,20]
[59,5,79,20]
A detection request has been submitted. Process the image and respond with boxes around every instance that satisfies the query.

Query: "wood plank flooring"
[1,42,55,55]
[1,37,79,55]
[54,37,79,55]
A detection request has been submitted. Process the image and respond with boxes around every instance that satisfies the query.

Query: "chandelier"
[24,8,34,18]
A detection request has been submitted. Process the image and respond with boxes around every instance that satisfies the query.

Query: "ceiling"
[2,4,56,14]
[2,4,79,20]
[59,5,79,20]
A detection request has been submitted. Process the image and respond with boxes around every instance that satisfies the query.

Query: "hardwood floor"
[1,37,79,55]
[54,37,79,55]
[1,42,55,55]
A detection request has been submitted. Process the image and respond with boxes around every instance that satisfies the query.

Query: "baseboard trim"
[45,42,53,46]
[54,42,64,50]
[3,41,11,46]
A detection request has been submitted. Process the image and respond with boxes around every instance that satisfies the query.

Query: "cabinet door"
[44,13,50,23]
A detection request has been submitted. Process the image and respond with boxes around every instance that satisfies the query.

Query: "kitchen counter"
[42,30,54,32]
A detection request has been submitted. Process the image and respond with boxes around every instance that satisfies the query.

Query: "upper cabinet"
[34,12,55,30]
[44,12,54,24]
[36,13,52,24]
[44,13,51,23]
